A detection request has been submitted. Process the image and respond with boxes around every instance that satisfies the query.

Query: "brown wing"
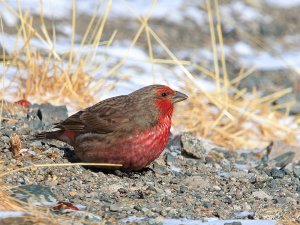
[55,95,131,134]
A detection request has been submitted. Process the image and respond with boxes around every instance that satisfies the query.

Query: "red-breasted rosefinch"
[35,85,188,171]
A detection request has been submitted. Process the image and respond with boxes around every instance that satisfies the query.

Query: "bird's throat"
[155,99,174,120]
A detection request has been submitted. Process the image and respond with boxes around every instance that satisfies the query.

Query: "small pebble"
[294,166,300,178]
[270,168,285,179]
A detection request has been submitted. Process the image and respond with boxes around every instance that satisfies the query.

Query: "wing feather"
[55,95,131,134]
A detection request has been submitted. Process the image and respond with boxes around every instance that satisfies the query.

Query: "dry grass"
[0,187,24,211]
[173,81,298,149]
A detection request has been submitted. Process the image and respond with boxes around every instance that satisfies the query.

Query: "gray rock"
[294,165,300,178]
[134,205,142,211]
[268,141,300,164]
[270,168,285,179]
[179,185,188,193]
[28,103,68,128]
[166,153,176,164]
[1,136,10,143]
[233,211,255,219]
[152,161,169,175]
[11,185,57,204]
[252,190,272,200]
[17,177,25,184]
[183,176,210,189]
[181,133,221,160]
[30,141,43,148]
[283,163,293,174]
[242,202,252,211]
[3,148,10,153]
[224,222,242,225]
[212,185,222,191]
[268,179,277,189]
[273,151,295,168]
[67,210,101,224]
[109,204,122,212]
[276,197,288,205]
[248,176,256,184]
[230,171,249,179]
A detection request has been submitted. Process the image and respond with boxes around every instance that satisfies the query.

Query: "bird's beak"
[172,91,188,103]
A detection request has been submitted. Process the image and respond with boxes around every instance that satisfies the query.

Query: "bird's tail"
[33,130,64,141]
[32,130,75,146]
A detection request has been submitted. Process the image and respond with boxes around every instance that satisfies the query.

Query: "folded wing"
[55,95,131,134]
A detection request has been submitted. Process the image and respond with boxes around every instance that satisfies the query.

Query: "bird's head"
[131,85,188,119]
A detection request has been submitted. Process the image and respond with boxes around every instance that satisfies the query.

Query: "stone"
[273,151,295,168]
[67,211,101,224]
[181,133,221,160]
[224,222,242,225]
[28,103,68,129]
[242,202,251,211]
[183,176,210,190]
[1,136,10,143]
[268,179,277,189]
[17,177,25,184]
[256,174,271,183]
[212,185,222,191]
[233,205,242,211]
[166,153,176,164]
[233,211,255,219]
[267,141,300,164]
[152,161,168,175]
[294,165,300,178]
[179,185,188,193]
[11,185,57,204]
[109,205,122,212]
[230,171,249,179]
[252,190,272,200]
[283,163,293,174]
[270,168,285,179]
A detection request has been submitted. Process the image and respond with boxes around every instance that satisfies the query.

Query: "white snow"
[0,0,206,27]
[233,42,254,56]
[264,0,300,8]
[229,2,266,21]
[220,2,269,22]
[0,8,17,27]
[0,211,25,219]
[238,50,300,71]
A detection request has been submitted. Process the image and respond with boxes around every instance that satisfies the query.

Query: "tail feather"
[32,130,75,146]
[33,130,64,141]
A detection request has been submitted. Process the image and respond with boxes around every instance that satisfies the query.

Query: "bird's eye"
[161,92,168,97]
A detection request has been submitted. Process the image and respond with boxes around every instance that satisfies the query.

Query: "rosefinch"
[35,85,188,171]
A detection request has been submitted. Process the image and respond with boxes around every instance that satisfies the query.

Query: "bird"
[34,84,188,171]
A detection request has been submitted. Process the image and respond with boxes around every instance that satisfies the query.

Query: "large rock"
[267,141,300,165]
[11,184,57,204]
[28,103,68,129]
[181,132,222,161]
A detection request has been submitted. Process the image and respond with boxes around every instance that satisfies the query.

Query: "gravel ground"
[0,104,299,224]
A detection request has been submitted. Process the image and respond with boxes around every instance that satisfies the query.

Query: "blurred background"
[1,0,300,149]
